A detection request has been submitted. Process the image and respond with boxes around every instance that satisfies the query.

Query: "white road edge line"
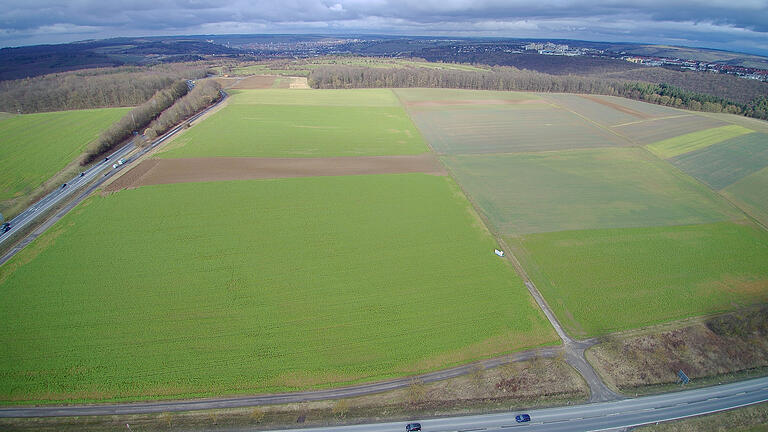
[586,397,768,432]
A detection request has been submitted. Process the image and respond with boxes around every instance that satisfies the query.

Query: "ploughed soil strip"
[105,154,446,190]
[579,95,653,119]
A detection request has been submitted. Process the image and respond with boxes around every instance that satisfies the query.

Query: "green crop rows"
[158,89,427,158]
[646,125,753,159]
[544,94,641,127]
[443,148,742,235]
[613,115,727,144]
[670,132,768,190]
[227,88,401,106]
[722,166,768,227]
[0,174,556,404]
[408,105,627,154]
[509,222,768,338]
[0,108,129,202]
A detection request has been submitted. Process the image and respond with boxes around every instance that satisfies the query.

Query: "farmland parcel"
[398,88,629,154]
[0,108,129,203]
[0,174,556,404]
[443,148,742,235]
[401,87,767,340]
[669,132,768,190]
[508,222,768,338]
[645,125,753,159]
[158,89,428,158]
[722,166,768,227]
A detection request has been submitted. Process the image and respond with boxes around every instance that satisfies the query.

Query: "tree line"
[143,80,222,139]
[82,80,190,164]
[82,79,223,165]
[308,65,767,120]
[602,67,768,106]
[0,64,209,114]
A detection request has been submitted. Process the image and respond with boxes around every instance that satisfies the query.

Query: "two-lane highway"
[272,376,768,432]
[0,142,135,246]
[0,89,227,265]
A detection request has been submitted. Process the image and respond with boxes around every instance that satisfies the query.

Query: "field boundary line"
[395,88,622,402]
[638,146,768,233]
[540,94,636,145]
[612,114,693,128]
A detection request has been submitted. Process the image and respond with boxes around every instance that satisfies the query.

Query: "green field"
[443,148,742,235]
[158,90,427,158]
[407,105,627,154]
[587,95,684,118]
[509,222,768,338]
[227,88,401,106]
[397,88,634,154]
[0,108,129,202]
[722,166,768,227]
[612,114,727,144]
[544,94,642,127]
[669,132,768,190]
[646,125,753,159]
[0,174,556,403]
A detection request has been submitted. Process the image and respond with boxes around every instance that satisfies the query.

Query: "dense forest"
[601,67,768,105]
[0,64,209,114]
[308,65,766,120]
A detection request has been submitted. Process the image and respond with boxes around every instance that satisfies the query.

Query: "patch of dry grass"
[587,307,768,393]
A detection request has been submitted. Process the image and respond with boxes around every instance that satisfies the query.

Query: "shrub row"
[82,81,189,164]
[143,80,222,140]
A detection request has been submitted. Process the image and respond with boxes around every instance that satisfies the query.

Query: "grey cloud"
[1,0,767,55]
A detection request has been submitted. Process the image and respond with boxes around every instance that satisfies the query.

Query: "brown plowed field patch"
[104,154,446,190]
[579,95,653,119]
[405,99,546,107]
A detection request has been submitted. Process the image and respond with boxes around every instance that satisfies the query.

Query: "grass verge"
[634,401,768,431]
[0,356,586,431]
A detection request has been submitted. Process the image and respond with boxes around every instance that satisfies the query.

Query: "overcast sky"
[2,0,768,56]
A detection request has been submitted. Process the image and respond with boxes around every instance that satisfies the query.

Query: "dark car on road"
[516,414,531,423]
[1,222,10,233]
[406,422,422,431]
